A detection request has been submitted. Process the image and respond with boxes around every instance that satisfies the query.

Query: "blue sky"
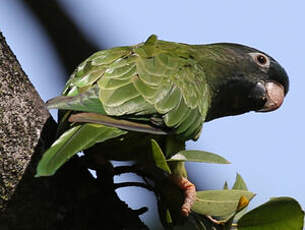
[1,1,304,228]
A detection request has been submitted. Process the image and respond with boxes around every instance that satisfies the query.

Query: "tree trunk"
[0,32,147,230]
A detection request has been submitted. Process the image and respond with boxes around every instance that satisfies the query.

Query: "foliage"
[149,140,304,230]
[37,134,304,229]
[36,128,304,229]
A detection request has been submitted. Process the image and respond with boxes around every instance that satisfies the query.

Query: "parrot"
[36,35,289,217]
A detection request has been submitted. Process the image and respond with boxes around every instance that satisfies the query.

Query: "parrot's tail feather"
[36,123,127,177]
[46,95,74,108]
[69,112,168,135]
[46,86,106,114]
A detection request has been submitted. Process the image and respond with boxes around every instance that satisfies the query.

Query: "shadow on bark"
[1,117,147,229]
[23,0,100,76]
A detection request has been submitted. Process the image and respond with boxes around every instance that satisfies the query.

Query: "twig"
[114,182,154,191]
[114,165,142,175]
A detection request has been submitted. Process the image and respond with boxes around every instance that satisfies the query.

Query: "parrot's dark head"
[203,43,289,121]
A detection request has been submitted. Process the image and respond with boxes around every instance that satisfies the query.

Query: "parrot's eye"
[249,52,270,69]
[257,55,267,65]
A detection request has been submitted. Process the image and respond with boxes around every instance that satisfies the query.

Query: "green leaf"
[168,150,230,164]
[156,197,173,228]
[223,181,229,190]
[36,124,126,177]
[238,197,304,230]
[151,139,171,173]
[164,209,172,225]
[192,190,255,217]
[232,173,248,190]
[232,173,248,221]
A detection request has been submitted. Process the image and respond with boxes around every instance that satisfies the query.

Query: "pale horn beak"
[258,81,285,112]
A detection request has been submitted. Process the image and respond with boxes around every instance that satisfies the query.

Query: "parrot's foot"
[170,175,196,216]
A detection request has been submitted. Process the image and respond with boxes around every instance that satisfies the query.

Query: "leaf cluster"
[36,132,304,230]
[150,140,304,230]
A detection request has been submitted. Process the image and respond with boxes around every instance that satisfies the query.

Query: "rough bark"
[0,32,147,229]
[0,30,52,213]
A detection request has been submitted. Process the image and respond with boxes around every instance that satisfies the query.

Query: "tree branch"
[0,32,147,229]
[0,30,51,213]
[23,0,99,75]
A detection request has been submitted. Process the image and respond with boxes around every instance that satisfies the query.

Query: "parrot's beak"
[258,81,285,112]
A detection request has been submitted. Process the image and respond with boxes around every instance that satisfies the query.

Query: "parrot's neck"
[193,45,257,121]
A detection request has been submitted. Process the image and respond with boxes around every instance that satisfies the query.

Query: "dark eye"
[257,55,267,65]
[249,52,270,68]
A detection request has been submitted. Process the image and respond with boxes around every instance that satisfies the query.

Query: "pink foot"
[170,176,196,216]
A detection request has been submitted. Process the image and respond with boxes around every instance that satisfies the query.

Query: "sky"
[0,1,304,229]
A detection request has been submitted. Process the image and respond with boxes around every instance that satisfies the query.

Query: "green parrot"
[36,35,289,216]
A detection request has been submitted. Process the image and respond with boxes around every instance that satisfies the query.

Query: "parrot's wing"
[47,35,211,140]
[38,36,212,176]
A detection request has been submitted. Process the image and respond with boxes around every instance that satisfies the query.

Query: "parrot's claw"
[170,175,196,216]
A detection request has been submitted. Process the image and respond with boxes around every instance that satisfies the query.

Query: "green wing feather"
[47,85,106,114]
[48,35,211,141]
